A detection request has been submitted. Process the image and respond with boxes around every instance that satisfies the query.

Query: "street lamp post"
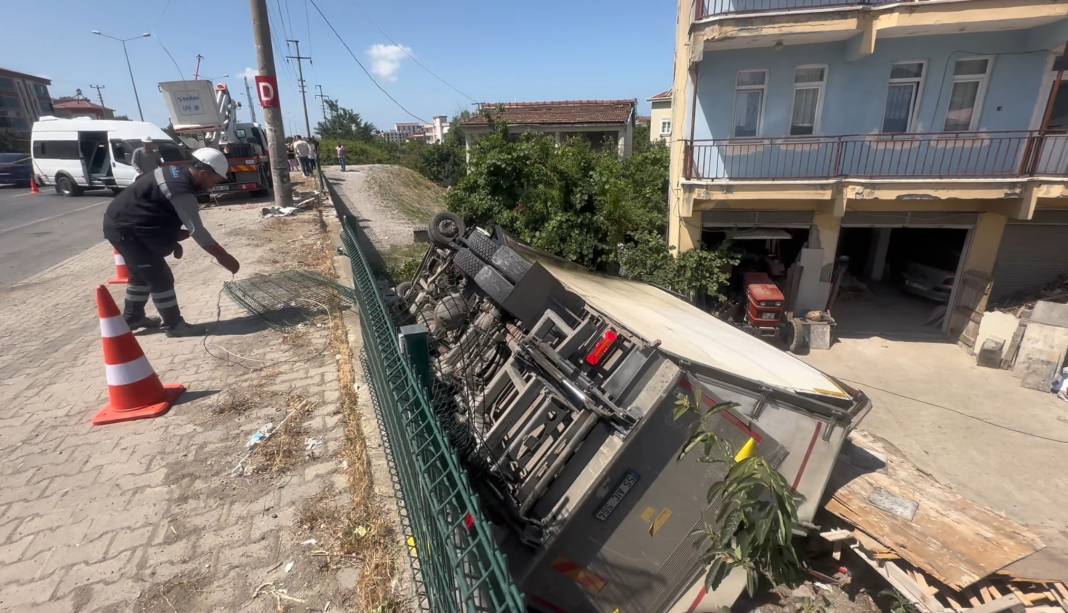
[92,30,151,121]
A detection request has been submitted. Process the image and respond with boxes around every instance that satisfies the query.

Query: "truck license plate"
[594,470,640,521]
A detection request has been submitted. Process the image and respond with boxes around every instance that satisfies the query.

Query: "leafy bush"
[446,125,669,270]
[618,231,739,304]
[675,395,806,596]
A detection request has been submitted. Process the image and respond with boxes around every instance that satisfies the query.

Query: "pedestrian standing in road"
[336,143,346,172]
[292,136,312,176]
[103,147,241,337]
[131,137,161,176]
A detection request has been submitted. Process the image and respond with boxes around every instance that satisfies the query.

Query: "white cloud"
[367,43,411,82]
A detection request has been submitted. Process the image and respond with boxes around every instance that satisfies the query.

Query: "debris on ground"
[823,431,1068,611]
[261,206,299,218]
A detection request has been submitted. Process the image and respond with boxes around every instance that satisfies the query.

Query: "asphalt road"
[0,184,114,287]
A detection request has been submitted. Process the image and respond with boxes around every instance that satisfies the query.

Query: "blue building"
[666,0,1068,343]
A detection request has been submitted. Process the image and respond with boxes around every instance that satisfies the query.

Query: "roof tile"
[461,99,635,127]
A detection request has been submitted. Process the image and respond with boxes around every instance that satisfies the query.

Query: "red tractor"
[742,272,786,336]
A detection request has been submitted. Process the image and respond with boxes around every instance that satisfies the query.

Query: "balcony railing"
[696,0,917,19]
[684,131,1068,181]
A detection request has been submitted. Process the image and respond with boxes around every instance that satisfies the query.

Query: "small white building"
[460,99,636,158]
[647,89,671,143]
[422,115,450,144]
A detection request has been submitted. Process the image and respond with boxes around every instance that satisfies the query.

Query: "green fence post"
[398,323,432,396]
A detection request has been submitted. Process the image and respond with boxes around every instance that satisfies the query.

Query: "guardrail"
[684,131,1068,181]
[338,212,525,612]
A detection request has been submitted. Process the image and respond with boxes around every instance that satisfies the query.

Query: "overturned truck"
[395,214,872,612]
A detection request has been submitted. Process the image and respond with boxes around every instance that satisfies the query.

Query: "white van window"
[33,141,80,159]
[111,140,135,165]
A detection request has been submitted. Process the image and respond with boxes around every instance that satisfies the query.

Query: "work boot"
[164,319,209,338]
[125,315,162,331]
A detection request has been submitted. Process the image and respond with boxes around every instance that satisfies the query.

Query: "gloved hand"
[204,244,240,274]
[172,242,183,259]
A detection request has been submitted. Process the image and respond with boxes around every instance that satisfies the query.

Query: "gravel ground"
[323,165,424,250]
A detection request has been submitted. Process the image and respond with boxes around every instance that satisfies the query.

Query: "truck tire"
[55,174,82,197]
[783,318,809,355]
[464,229,499,263]
[428,212,464,248]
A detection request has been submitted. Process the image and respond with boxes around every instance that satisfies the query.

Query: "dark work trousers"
[108,234,183,326]
[298,156,311,176]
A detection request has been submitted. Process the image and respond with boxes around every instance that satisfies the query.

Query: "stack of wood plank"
[823,431,1067,612]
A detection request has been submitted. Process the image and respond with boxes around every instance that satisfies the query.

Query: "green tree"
[419,122,466,186]
[446,124,670,270]
[316,100,377,141]
[618,231,738,304]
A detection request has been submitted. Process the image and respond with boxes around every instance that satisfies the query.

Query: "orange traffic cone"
[29,176,40,195]
[92,286,184,425]
[108,249,130,285]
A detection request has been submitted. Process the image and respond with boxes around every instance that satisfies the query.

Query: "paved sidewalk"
[0,194,356,611]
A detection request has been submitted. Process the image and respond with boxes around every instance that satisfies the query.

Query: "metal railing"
[684,131,1068,181]
[696,0,918,19]
[339,213,525,613]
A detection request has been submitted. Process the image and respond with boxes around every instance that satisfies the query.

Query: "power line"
[838,376,1068,445]
[351,0,477,103]
[154,35,186,79]
[308,0,428,124]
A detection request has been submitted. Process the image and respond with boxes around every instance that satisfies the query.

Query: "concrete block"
[1019,356,1060,391]
[1013,322,1068,380]
[974,310,1020,360]
[809,321,833,350]
[977,338,1005,369]
[1031,300,1068,328]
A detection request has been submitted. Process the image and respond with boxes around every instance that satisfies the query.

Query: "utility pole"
[243,75,258,124]
[314,84,329,123]
[249,0,292,207]
[285,40,313,138]
[193,54,204,80]
[89,84,106,110]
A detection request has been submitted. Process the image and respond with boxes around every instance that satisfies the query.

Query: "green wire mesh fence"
[339,213,525,613]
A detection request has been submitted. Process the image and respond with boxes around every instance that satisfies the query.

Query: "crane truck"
[159,80,272,199]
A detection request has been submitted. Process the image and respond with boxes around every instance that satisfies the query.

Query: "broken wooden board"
[825,431,1044,591]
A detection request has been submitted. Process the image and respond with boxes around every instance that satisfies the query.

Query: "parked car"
[901,247,960,302]
[0,152,32,186]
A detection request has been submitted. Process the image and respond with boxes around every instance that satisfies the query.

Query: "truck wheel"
[55,174,82,197]
[395,281,413,304]
[428,212,464,247]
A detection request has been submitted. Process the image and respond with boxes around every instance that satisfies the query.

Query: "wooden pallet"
[830,529,1068,613]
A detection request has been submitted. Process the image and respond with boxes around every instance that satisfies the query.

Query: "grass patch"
[379,242,427,283]
[366,165,445,226]
[211,386,264,416]
[253,394,315,474]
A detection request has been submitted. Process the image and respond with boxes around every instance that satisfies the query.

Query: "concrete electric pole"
[285,40,313,138]
[243,75,258,124]
[89,84,106,110]
[314,84,329,123]
[248,0,292,208]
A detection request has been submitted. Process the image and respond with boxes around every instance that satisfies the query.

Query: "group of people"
[287,137,349,175]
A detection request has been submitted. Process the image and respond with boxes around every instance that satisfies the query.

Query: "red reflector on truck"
[585,330,619,366]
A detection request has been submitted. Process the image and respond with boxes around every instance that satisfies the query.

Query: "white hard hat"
[143,136,153,143]
[191,147,229,179]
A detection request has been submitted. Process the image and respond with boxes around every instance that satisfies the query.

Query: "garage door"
[992,211,1068,301]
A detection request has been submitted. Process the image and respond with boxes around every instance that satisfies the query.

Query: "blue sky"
[9,0,676,134]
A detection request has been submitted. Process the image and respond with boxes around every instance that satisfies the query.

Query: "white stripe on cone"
[114,253,125,265]
[105,355,155,386]
[99,315,131,338]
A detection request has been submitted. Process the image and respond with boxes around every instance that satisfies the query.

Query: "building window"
[733,69,767,137]
[882,61,925,133]
[660,119,671,137]
[944,57,991,132]
[789,66,826,136]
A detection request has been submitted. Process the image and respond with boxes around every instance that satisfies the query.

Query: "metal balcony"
[696,0,921,19]
[683,131,1068,181]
